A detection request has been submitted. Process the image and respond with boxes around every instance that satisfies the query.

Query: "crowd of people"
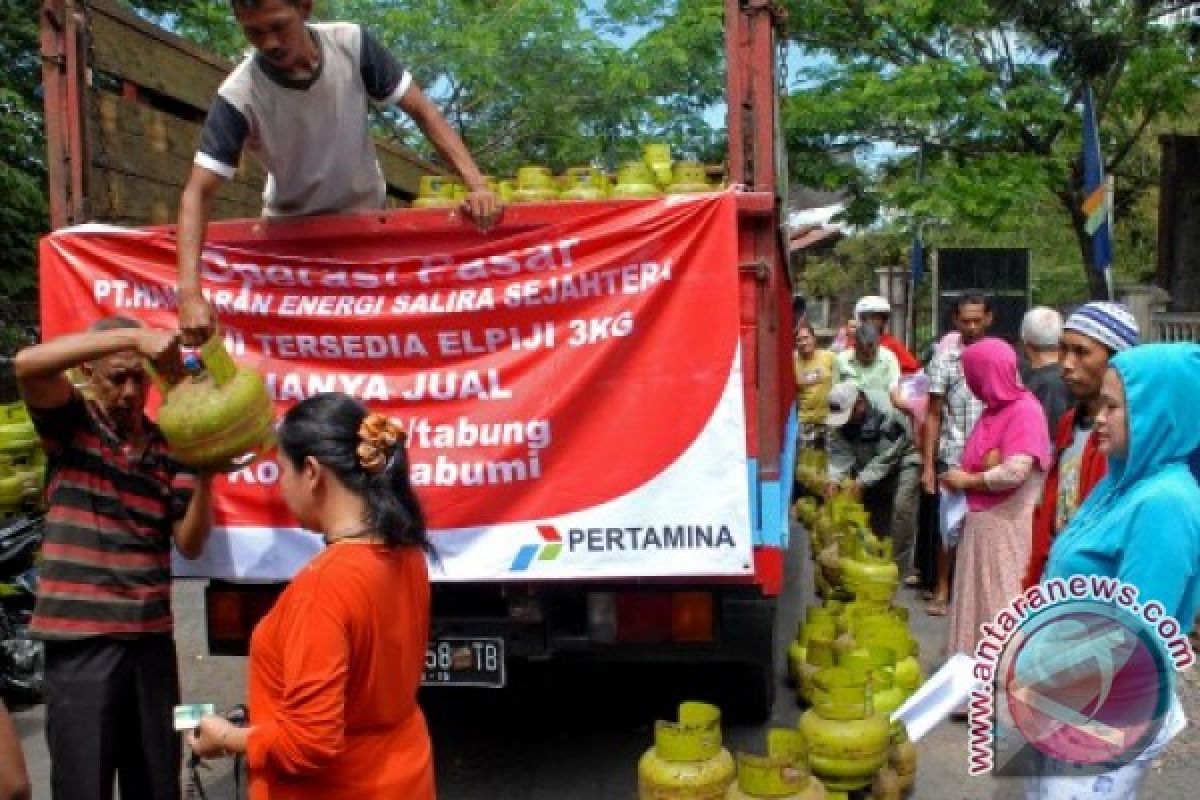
[796,293,1200,798]
[0,0,1195,796]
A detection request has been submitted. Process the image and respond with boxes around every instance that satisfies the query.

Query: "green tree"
[782,0,1200,300]
[1,0,728,307]
[136,0,728,173]
[0,3,48,302]
[338,0,726,173]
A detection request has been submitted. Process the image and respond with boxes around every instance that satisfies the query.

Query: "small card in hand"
[173,703,216,732]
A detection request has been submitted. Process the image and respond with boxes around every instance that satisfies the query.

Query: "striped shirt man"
[29,394,196,640]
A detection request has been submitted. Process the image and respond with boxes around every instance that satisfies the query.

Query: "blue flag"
[1081,85,1113,289]
[909,228,924,286]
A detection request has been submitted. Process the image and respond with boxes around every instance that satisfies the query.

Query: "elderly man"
[1023,302,1140,588]
[15,317,214,800]
[1020,306,1070,435]
[835,322,901,396]
[825,382,920,575]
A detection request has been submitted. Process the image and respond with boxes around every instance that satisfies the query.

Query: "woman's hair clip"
[356,413,406,474]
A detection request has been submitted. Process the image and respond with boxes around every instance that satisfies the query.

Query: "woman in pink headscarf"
[941,338,1052,658]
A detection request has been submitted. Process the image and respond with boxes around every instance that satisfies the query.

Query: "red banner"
[39,194,752,581]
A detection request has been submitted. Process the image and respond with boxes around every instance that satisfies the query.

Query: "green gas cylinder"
[887,723,917,794]
[512,166,558,203]
[797,635,836,706]
[560,167,609,200]
[788,618,836,685]
[638,702,736,800]
[14,449,46,503]
[667,162,713,194]
[151,335,275,472]
[869,767,904,800]
[413,175,459,208]
[798,668,890,792]
[613,161,661,198]
[0,462,25,516]
[793,497,819,528]
[727,729,826,799]
[643,142,674,186]
[0,405,36,459]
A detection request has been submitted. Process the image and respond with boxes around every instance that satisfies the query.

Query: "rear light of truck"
[586,591,714,644]
[206,583,282,655]
[586,592,618,643]
[671,592,714,643]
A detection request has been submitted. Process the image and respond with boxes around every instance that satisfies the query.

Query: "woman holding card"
[190,393,435,799]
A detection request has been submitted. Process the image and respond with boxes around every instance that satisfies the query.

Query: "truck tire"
[719,591,778,723]
[723,657,776,724]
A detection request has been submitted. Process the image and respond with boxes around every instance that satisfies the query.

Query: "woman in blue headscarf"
[1025,343,1200,799]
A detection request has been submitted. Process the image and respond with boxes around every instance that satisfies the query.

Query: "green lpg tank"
[798,667,890,792]
[638,702,736,800]
[727,729,826,800]
[151,335,275,473]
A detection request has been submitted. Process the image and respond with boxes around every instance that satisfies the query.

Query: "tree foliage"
[133,0,727,173]
[782,0,1200,299]
[0,4,48,301]
[1,0,726,309]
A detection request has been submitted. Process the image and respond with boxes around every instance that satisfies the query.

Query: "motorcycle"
[0,513,43,703]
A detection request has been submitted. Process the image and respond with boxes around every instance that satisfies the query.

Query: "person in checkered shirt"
[920,292,992,615]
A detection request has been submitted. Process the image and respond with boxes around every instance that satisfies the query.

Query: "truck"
[38,0,796,720]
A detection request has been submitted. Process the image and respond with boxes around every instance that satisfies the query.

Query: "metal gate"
[932,248,1031,342]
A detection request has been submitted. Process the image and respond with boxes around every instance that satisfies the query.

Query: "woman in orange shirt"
[190,393,435,799]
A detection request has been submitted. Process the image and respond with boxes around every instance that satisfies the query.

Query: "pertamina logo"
[510,524,735,571]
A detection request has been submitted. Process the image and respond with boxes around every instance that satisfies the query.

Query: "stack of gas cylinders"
[635,442,925,799]
[638,702,827,800]
[0,403,46,519]
[636,698,916,799]
[413,143,723,207]
[788,445,923,798]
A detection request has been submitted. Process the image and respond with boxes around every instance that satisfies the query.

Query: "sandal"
[903,575,923,588]
[926,600,949,617]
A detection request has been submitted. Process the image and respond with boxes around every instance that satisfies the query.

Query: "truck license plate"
[422,637,506,687]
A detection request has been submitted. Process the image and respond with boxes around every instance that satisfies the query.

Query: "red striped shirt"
[28,394,195,640]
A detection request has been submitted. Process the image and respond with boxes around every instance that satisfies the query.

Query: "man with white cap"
[825,382,920,573]
[1023,301,1140,588]
[854,295,920,374]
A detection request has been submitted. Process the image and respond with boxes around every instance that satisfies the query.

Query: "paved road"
[13,528,1199,798]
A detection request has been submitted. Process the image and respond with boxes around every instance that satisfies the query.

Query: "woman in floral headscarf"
[940,338,1052,658]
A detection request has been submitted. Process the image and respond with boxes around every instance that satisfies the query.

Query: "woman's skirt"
[946,474,1044,658]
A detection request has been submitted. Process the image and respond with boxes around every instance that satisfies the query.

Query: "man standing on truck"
[14,317,214,800]
[177,0,501,342]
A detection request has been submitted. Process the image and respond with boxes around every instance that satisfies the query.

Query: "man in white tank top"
[176,0,501,343]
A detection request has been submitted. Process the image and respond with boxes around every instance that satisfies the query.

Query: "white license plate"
[422,637,505,687]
